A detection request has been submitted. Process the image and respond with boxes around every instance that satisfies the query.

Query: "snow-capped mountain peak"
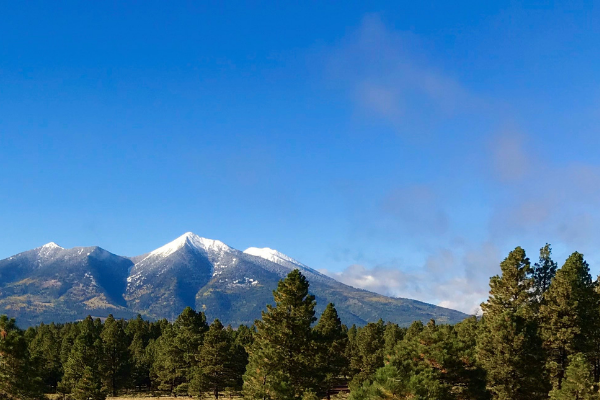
[41,242,63,250]
[148,232,232,258]
[243,247,306,268]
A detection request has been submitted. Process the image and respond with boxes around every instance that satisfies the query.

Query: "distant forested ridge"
[3,244,600,400]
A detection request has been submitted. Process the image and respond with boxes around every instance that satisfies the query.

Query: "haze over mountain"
[0,232,467,327]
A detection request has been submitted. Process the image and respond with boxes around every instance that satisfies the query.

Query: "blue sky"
[2,1,600,312]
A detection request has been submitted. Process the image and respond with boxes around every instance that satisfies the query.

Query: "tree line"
[1,244,600,399]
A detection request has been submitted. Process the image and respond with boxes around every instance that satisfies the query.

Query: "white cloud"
[322,242,499,314]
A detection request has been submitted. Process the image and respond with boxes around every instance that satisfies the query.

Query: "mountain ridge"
[0,232,468,327]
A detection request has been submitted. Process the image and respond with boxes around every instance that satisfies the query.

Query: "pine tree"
[72,366,105,400]
[59,316,105,399]
[191,319,234,399]
[28,322,63,392]
[229,324,252,395]
[314,303,348,397]
[151,323,182,394]
[152,308,207,395]
[349,363,445,400]
[349,321,385,388]
[0,315,45,400]
[126,314,152,390]
[531,244,558,303]
[345,324,359,380]
[100,315,131,396]
[243,269,318,399]
[383,322,404,360]
[477,247,546,400]
[539,252,600,390]
[549,353,600,400]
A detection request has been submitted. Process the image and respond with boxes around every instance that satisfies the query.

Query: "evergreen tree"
[452,317,490,400]
[60,323,80,367]
[314,303,348,397]
[0,315,44,400]
[229,324,252,395]
[349,363,445,400]
[349,321,385,388]
[126,314,152,390]
[550,353,599,400]
[100,315,131,396]
[243,269,318,400]
[477,247,546,400]
[345,324,359,380]
[191,319,234,399]
[151,323,182,394]
[531,244,558,303]
[59,316,104,399]
[71,366,105,400]
[383,322,404,360]
[539,252,600,390]
[28,322,63,392]
[152,308,207,395]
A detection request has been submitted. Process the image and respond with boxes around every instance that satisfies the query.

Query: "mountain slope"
[0,243,135,326]
[0,233,468,326]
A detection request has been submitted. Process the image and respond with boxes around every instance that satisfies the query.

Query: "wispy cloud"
[320,14,600,314]
[327,14,479,137]
[322,243,499,314]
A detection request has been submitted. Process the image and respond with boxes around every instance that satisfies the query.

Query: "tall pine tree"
[531,244,558,303]
[191,319,235,399]
[477,247,546,400]
[314,303,348,398]
[59,316,105,400]
[0,315,44,400]
[100,315,131,396]
[539,252,600,390]
[243,269,318,400]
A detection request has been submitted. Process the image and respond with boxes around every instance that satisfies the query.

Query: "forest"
[1,244,599,400]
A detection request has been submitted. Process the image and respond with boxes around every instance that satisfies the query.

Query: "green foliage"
[477,247,546,400]
[539,252,600,390]
[0,315,45,400]
[243,269,318,399]
[549,353,599,400]
[383,322,404,360]
[350,364,445,400]
[349,320,385,388]
[190,319,236,399]
[531,244,558,303]
[125,314,152,389]
[71,366,105,400]
[314,303,348,394]
[59,316,105,399]
[28,322,63,392]
[99,315,130,396]
[151,307,208,394]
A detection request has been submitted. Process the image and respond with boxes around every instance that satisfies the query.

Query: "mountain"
[0,232,468,327]
[0,243,136,325]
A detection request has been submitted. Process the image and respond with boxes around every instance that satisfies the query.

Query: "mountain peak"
[244,247,305,268]
[41,242,63,250]
[149,232,232,258]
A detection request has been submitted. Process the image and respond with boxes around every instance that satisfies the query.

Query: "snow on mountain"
[243,247,306,269]
[0,232,470,327]
[147,232,232,259]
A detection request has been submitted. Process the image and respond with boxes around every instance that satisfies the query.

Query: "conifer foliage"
[243,269,319,399]
[477,247,546,400]
[539,252,600,390]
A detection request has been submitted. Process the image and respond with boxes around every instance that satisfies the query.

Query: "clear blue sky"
[2,1,600,312]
